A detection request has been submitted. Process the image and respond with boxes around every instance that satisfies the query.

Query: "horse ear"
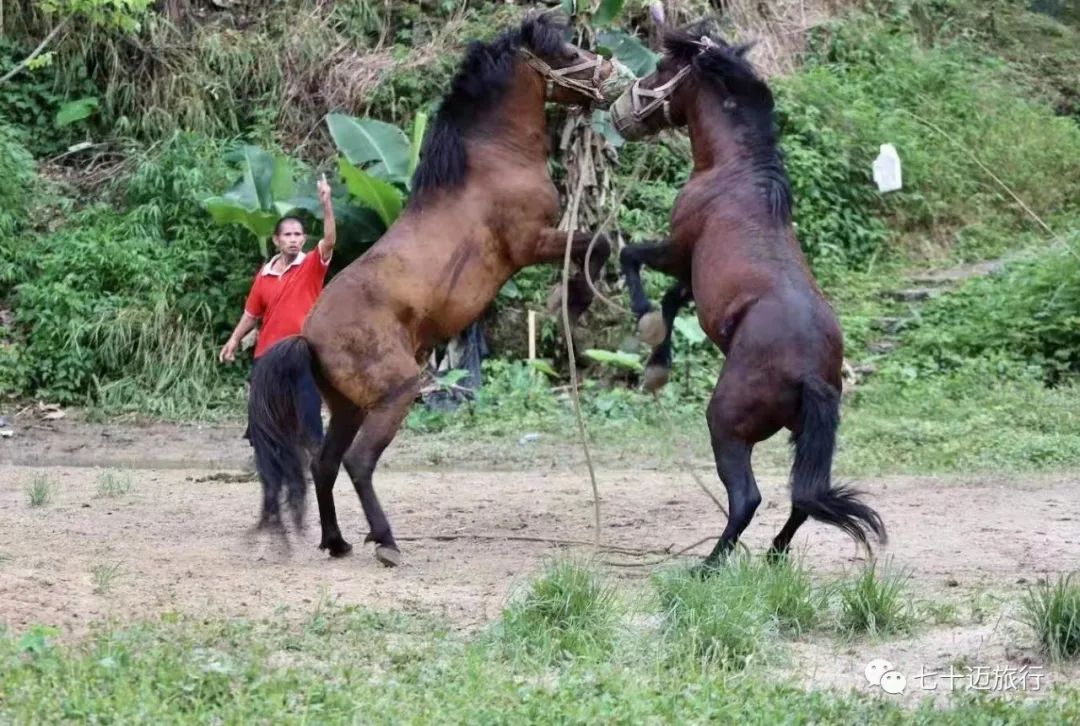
[647,2,667,52]
[734,41,756,58]
[649,2,666,27]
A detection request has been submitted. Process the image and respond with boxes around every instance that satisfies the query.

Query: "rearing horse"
[248,14,631,567]
[610,22,886,568]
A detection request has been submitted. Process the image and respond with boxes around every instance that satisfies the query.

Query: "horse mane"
[409,13,569,204]
[663,22,793,224]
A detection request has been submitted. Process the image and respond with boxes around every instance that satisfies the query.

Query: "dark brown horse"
[609,22,886,568]
[248,14,631,566]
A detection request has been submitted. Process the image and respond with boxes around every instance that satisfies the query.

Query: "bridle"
[621,64,692,125]
[519,48,608,102]
[613,36,717,130]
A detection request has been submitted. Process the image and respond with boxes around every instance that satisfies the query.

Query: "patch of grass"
[91,563,122,595]
[4,602,1080,722]
[759,556,828,636]
[94,470,134,499]
[654,558,780,670]
[499,560,620,661]
[25,474,52,508]
[837,559,913,637]
[837,358,1080,474]
[1021,574,1080,661]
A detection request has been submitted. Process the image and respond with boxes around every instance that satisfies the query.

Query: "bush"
[4,133,260,412]
[0,120,35,257]
[886,240,1080,382]
[775,8,1080,271]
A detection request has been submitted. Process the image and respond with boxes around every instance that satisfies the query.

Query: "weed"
[91,563,123,595]
[1021,574,1080,660]
[95,470,134,498]
[500,560,620,660]
[837,559,913,636]
[26,474,52,508]
[654,558,778,670]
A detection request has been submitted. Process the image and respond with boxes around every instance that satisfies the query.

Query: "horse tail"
[248,336,317,530]
[790,376,886,550]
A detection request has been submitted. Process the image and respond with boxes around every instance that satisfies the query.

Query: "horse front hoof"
[642,364,670,393]
[637,310,666,347]
[319,537,353,558]
[375,545,402,568]
[690,558,722,579]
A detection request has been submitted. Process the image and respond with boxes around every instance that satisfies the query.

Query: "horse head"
[610,16,757,140]
[517,12,635,109]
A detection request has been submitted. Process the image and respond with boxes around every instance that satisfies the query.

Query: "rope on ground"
[390,532,681,557]
[601,536,717,567]
[560,161,603,550]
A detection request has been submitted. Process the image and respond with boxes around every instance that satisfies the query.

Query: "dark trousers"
[243,356,325,445]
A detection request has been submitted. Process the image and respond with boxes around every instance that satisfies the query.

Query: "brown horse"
[609,22,886,568]
[247,14,631,566]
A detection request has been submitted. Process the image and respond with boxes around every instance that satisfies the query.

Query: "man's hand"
[317,174,332,206]
[219,337,239,363]
[317,173,336,262]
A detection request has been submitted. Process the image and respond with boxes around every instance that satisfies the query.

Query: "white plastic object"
[873,143,902,193]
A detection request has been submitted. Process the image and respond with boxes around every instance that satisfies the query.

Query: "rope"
[560,160,603,549]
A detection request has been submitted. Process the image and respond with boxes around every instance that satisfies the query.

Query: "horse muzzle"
[609,85,653,141]
[596,58,637,110]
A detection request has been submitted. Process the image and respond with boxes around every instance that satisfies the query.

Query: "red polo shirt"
[244,249,330,358]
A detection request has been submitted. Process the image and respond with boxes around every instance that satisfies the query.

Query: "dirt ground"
[2,414,1079,700]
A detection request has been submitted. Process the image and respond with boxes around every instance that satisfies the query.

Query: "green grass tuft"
[25,474,53,508]
[500,559,620,660]
[1021,574,1080,661]
[837,560,913,636]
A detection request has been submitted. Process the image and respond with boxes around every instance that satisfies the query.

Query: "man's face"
[274,219,305,258]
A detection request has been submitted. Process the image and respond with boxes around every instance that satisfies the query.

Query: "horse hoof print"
[375,545,401,568]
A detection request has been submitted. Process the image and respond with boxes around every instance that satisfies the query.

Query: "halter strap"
[621,37,716,123]
[519,49,606,102]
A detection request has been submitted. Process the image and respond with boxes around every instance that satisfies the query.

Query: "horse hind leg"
[313,400,364,558]
[697,382,771,573]
[341,373,419,568]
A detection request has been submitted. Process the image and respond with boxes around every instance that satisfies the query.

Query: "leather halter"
[619,37,717,124]
[519,48,607,102]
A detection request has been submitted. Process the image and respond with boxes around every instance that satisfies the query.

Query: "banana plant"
[201,145,323,257]
[326,111,428,228]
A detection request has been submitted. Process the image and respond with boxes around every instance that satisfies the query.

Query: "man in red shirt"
[219,176,335,443]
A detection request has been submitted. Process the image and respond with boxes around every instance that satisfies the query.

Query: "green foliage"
[782,8,1080,270]
[885,242,1080,382]
[0,121,35,247]
[54,96,98,128]
[94,470,133,498]
[25,474,53,508]
[39,0,152,32]
[0,37,97,156]
[654,560,779,670]
[327,113,412,185]
[5,133,256,414]
[5,603,1080,722]
[201,145,322,257]
[839,358,1080,474]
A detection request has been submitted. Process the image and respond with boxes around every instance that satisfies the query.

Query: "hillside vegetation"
[1,0,1078,473]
